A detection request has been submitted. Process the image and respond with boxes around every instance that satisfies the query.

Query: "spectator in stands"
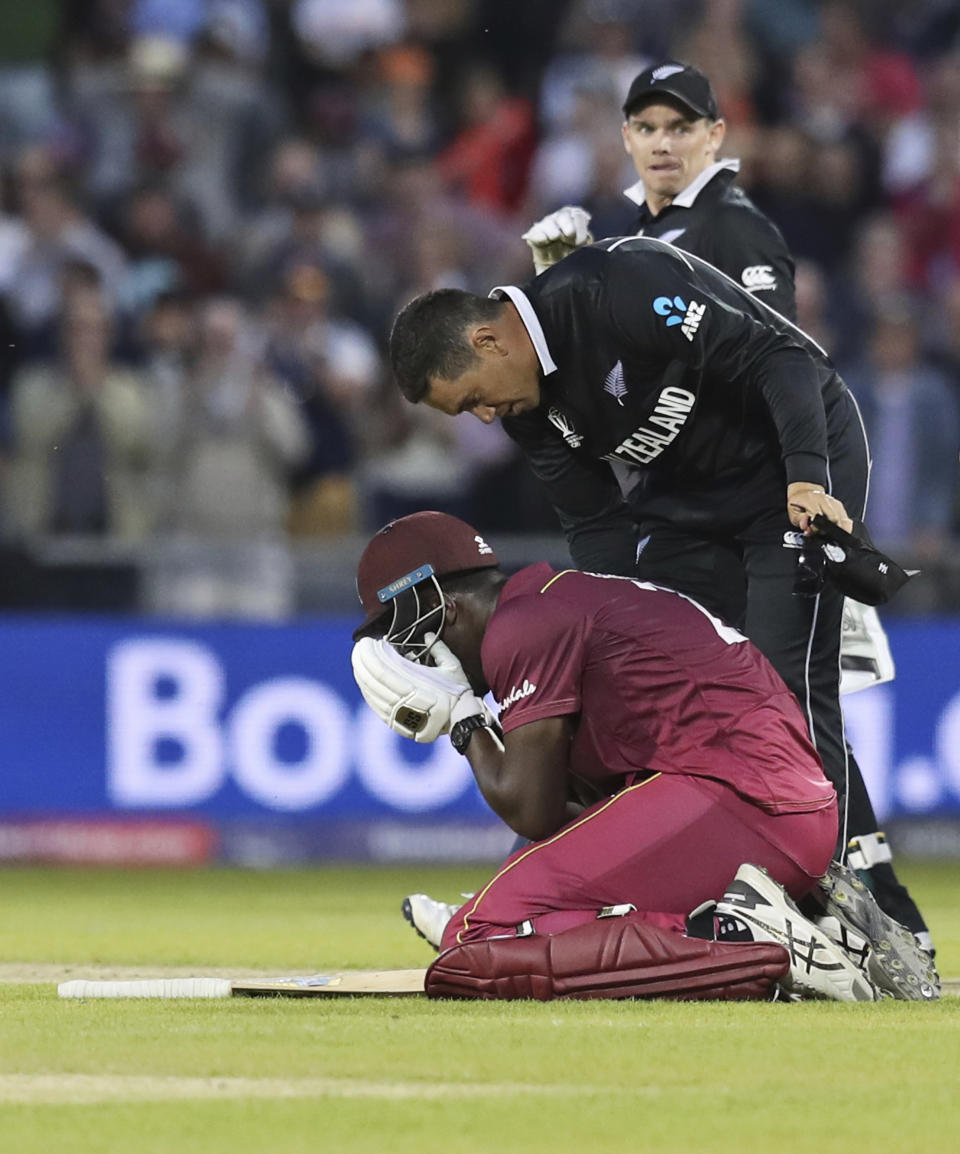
[674,0,759,130]
[842,301,960,558]
[360,44,440,158]
[0,0,60,163]
[883,52,960,205]
[145,296,311,617]
[827,212,916,365]
[2,288,154,540]
[153,296,310,540]
[239,137,327,288]
[265,259,380,534]
[6,147,127,354]
[791,1,922,141]
[118,182,227,317]
[793,259,837,356]
[436,65,536,216]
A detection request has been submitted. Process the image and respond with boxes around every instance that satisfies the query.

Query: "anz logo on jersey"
[653,294,706,341]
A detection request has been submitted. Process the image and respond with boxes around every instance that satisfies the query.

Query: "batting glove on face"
[422,633,497,729]
[351,637,486,743]
[521,206,594,274]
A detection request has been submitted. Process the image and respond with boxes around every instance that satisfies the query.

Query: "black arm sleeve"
[503,413,639,575]
[752,349,828,486]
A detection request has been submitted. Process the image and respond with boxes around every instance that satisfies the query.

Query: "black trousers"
[630,389,875,851]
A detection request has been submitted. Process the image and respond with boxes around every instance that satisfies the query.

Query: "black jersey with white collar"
[628,165,797,322]
[499,237,846,574]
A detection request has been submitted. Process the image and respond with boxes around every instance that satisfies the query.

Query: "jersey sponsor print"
[602,385,696,466]
[740,264,777,292]
[652,294,706,341]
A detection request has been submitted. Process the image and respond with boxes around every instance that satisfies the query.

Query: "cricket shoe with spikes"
[810,861,940,1001]
[715,864,878,1002]
[402,894,461,950]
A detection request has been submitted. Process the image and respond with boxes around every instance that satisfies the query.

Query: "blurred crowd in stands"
[0,0,959,613]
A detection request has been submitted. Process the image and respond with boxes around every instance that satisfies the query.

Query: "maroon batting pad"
[426,912,789,1001]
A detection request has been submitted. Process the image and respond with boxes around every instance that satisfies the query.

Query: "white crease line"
[0,1074,628,1104]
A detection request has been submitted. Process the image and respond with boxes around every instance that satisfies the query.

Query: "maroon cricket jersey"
[481,564,834,815]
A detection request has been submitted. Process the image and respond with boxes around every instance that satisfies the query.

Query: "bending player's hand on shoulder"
[521,205,593,275]
[787,482,854,534]
[351,635,491,744]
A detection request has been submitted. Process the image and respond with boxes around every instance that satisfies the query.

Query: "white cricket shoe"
[715,864,878,1002]
[811,860,940,1001]
[402,893,461,950]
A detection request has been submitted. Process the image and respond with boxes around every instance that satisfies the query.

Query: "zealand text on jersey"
[602,385,696,466]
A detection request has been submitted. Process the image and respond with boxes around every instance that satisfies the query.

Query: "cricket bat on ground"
[58,969,428,999]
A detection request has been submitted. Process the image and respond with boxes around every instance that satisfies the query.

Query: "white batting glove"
[351,637,485,743]
[521,206,594,274]
[423,633,497,729]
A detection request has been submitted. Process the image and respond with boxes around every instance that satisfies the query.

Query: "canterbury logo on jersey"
[602,385,696,466]
[741,264,777,291]
[498,679,537,713]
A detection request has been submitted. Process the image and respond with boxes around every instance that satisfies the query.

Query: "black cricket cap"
[808,515,917,606]
[622,61,719,121]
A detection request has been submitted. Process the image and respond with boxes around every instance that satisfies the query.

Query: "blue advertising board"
[0,615,959,860]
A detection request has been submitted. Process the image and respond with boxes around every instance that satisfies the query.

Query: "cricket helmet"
[353,511,499,655]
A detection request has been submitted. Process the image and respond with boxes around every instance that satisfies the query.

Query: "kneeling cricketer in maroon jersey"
[353,512,838,1001]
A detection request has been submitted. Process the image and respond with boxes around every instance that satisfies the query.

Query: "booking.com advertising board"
[1,615,959,865]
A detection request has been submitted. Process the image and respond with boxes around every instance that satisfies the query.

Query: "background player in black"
[518,61,929,950]
[387,235,931,953]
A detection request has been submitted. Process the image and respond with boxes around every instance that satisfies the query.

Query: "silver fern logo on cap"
[651,63,685,81]
[603,360,627,406]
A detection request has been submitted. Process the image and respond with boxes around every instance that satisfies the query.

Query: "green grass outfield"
[1,861,958,1154]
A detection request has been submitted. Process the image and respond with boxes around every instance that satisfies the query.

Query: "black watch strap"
[450,714,488,755]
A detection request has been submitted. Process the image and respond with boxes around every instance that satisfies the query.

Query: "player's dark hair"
[389,290,505,403]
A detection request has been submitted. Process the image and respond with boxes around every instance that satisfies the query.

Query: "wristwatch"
[450,714,489,755]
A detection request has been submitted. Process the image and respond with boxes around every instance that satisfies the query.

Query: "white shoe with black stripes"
[715,864,879,1002]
